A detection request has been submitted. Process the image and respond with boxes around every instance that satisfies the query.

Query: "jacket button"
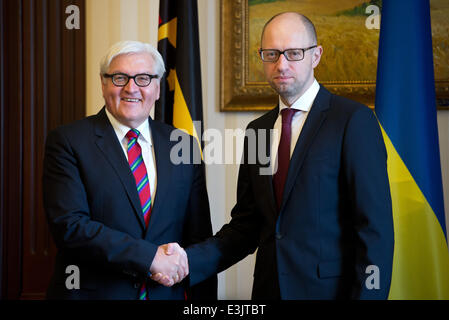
[275,233,283,240]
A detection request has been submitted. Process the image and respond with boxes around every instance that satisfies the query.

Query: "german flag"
[156,1,216,300]
[155,0,203,153]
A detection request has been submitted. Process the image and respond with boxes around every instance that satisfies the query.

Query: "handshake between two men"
[149,243,188,287]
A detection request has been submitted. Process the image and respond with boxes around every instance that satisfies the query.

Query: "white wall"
[85,0,449,299]
[197,1,258,300]
[86,0,160,117]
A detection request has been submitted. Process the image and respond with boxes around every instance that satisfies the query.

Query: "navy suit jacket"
[43,108,217,300]
[187,86,394,299]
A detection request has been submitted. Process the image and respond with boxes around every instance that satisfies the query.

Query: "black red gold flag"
[155,0,204,152]
[156,0,216,300]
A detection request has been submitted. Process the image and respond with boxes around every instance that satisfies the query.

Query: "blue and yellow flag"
[375,0,449,299]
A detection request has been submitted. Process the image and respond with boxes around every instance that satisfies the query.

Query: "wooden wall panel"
[0,0,3,299]
[1,0,86,299]
[72,0,86,122]
[1,0,24,300]
[22,0,53,299]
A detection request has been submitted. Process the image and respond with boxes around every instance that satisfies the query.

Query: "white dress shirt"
[271,79,320,174]
[105,109,157,203]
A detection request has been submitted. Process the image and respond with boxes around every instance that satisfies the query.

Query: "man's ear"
[100,74,106,96]
[155,80,161,100]
[312,45,323,69]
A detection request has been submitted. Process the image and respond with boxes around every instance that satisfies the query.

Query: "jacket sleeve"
[342,107,394,299]
[186,128,261,287]
[181,140,217,299]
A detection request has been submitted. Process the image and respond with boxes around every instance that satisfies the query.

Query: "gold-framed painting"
[220,0,449,111]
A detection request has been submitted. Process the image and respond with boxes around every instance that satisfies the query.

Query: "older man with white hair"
[43,41,216,300]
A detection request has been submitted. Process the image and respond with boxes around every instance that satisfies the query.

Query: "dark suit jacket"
[186,86,394,299]
[43,107,217,300]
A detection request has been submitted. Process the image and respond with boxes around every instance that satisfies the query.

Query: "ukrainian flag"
[155,0,203,153]
[375,0,449,299]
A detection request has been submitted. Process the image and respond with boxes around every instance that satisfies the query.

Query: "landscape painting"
[248,0,448,83]
[221,0,449,111]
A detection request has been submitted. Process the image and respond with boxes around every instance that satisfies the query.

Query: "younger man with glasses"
[182,12,394,299]
[43,41,216,300]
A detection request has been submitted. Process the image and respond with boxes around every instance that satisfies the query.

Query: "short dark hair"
[260,12,317,47]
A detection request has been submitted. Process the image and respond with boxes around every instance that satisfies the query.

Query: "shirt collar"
[105,107,152,146]
[278,79,320,114]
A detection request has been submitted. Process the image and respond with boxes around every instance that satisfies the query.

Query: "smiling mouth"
[122,98,141,103]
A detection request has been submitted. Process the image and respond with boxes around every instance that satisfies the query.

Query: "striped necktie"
[126,129,152,300]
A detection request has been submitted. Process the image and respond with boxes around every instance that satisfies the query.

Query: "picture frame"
[219,0,449,111]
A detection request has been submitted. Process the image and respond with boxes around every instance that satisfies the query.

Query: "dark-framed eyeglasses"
[259,46,317,62]
[103,73,158,87]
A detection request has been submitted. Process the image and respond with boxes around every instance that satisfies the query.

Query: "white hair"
[100,40,166,79]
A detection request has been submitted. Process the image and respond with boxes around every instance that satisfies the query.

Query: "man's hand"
[150,243,189,287]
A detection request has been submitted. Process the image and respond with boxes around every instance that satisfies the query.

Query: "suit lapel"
[93,108,146,230]
[145,118,172,232]
[279,87,331,213]
[255,107,279,216]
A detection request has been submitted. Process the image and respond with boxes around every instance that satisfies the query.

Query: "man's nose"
[124,77,139,92]
[275,53,289,71]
